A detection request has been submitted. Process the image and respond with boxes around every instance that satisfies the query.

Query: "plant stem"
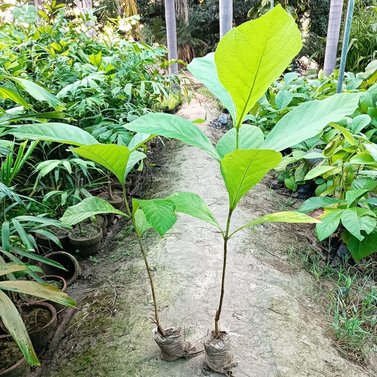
[136,235,165,336]
[235,127,240,150]
[214,208,233,337]
[121,184,165,336]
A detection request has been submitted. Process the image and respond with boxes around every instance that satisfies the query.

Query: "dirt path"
[41,96,375,377]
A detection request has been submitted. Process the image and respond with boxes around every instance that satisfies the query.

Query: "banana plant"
[121,5,362,371]
[0,260,76,366]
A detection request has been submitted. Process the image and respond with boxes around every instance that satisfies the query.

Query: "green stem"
[122,184,165,336]
[235,127,240,150]
[214,208,233,337]
[136,235,165,336]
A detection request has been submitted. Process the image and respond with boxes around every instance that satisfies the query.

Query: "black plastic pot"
[40,251,81,286]
[0,335,29,377]
[20,301,57,355]
[68,224,103,257]
[35,227,70,253]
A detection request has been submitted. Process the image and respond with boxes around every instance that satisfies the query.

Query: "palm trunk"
[323,0,344,75]
[164,0,179,74]
[219,0,233,39]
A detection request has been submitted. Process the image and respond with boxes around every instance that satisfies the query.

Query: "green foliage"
[215,5,302,127]
[0,262,76,366]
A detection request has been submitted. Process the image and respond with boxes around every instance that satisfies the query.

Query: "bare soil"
[39,95,376,377]
[0,337,23,371]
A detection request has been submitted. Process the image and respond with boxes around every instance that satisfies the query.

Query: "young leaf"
[134,198,177,236]
[128,133,153,151]
[340,209,362,241]
[214,5,302,127]
[298,197,344,213]
[125,150,146,177]
[220,149,282,209]
[304,165,339,181]
[216,125,264,158]
[316,209,343,241]
[187,53,236,122]
[9,123,98,146]
[72,144,130,185]
[125,113,220,160]
[167,192,220,229]
[61,197,127,226]
[262,93,361,151]
[133,208,152,237]
[232,211,319,236]
[0,291,39,366]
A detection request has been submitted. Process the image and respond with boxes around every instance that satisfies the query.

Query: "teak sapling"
[10,128,199,360]
[124,5,362,373]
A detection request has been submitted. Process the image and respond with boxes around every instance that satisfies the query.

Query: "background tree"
[219,0,233,38]
[164,0,179,73]
[323,0,344,75]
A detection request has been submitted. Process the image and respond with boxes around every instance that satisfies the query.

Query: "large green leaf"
[0,280,76,307]
[72,144,130,185]
[221,149,282,209]
[231,211,318,236]
[0,291,39,366]
[298,197,344,213]
[1,76,63,110]
[214,5,302,127]
[134,198,177,236]
[304,165,339,181]
[9,123,98,146]
[343,230,377,261]
[316,209,343,241]
[128,133,153,151]
[340,208,374,241]
[262,93,361,151]
[187,53,236,122]
[125,113,220,160]
[167,192,220,229]
[61,197,127,226]
[216,125,264,158]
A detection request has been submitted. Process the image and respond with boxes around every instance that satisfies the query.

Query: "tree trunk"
[175,0,189,23]
[323,0,344,75]
[165,0,179,74]
[219,0,233,39]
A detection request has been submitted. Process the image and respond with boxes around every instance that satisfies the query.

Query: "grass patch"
[288,246,377,363]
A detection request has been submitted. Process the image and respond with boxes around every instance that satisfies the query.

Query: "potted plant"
[68,221,103,257]
[0,261,76,370]
[123,5,362,372]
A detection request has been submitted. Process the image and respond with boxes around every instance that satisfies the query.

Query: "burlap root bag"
[204,331,237,374]
[153,327,196,361]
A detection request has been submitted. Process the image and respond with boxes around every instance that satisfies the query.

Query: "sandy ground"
[40,96,376,377]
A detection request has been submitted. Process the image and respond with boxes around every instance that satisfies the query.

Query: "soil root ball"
[204,331,237,375]
[153,327,197,361]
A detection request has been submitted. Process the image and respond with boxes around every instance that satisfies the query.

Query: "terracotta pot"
[20,302,57,354]
[40,251,81,286]
[68,225,103,257]
[0,335,29,377]
[98,192,123,209]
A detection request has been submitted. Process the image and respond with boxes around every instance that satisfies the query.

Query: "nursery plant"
[122,5,364,373]
[8,125,201,361]
[0,260,76,366]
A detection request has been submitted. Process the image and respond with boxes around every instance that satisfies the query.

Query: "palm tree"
[323,0,344,75]
[165,0,179,74]
[219,0,233,38]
